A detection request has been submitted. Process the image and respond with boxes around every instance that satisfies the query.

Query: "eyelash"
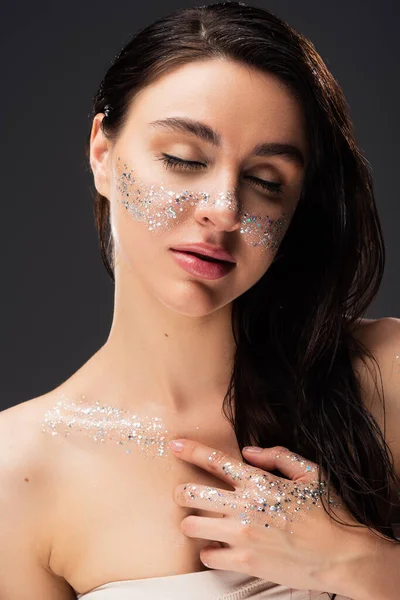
[156,154,284,196]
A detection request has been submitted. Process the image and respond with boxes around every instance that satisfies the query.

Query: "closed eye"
[155,153,284,196]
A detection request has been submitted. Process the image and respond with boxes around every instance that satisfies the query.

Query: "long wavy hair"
[85,2,400,597]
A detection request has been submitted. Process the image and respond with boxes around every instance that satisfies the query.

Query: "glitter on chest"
[41,394,181,459]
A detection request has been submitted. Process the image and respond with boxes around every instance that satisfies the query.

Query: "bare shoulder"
[351,316,400,391]
[351,316,400,355]
[350,316,400,474]
[0,395,76,599]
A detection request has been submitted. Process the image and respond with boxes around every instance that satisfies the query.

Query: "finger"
[200,544,250,574]
[170,439,253,488]
[174,482,286,529]
[242,446,318,480]
[175,483,240,515]
[180,514,237,546]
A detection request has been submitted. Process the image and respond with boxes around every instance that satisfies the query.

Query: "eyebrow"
[149,116,305,168]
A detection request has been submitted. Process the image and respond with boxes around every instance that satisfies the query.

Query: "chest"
[46,403,400,597]
[48,418,243,596]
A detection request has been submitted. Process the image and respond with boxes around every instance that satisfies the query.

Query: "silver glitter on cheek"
[395,354,400,373]
[178,449,341,530]
[41,393,185,464]
[114,157,293,253]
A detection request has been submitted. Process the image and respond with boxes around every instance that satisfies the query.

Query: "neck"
[73,261,237,417]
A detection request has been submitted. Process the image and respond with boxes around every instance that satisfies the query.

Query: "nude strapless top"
[76,569,353,599]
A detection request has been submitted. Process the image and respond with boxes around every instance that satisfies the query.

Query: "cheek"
[239,210,292,253]
[109,190,164,277]
[112,156,202,233]
[109,157,169,268]
[235,211,292,292]
[237,249,275,293]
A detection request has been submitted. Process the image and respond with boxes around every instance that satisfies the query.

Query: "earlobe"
[89,114,111,199]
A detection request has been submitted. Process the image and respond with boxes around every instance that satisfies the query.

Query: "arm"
[0,404,77,600]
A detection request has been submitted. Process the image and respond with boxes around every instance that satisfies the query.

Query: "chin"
[157,285,232,318]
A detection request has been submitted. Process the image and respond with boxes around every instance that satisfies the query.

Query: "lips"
[184,251,227,263]
[170,249,235,280]
[170,243,235,263]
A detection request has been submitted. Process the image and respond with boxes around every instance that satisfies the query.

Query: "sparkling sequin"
[41,393,187,466]
[177,450,341,530]
[114,157,292,252]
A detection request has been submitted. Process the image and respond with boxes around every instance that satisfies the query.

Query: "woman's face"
[92,58,308,317]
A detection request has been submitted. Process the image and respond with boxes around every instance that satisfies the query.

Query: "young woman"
[1,2,399,599]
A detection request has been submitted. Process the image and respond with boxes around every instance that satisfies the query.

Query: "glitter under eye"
[114,156,293,252]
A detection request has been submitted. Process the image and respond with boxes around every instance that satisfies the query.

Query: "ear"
[89,114,112,200]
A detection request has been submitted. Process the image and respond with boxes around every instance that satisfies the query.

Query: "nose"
[193,184,242,232]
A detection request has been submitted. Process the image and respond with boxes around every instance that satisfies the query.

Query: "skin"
[0,58,398,599]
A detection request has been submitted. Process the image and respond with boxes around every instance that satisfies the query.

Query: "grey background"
[1,1,399,410]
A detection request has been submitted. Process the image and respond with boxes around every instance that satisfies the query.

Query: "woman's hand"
[169,439,378,597]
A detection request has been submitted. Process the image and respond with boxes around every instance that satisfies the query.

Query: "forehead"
[124,58,306,154]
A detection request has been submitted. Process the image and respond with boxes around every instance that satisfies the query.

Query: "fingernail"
[169,440,184,452]
[243,446,263,452]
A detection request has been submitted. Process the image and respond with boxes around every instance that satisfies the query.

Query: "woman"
[0,2,399,599]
